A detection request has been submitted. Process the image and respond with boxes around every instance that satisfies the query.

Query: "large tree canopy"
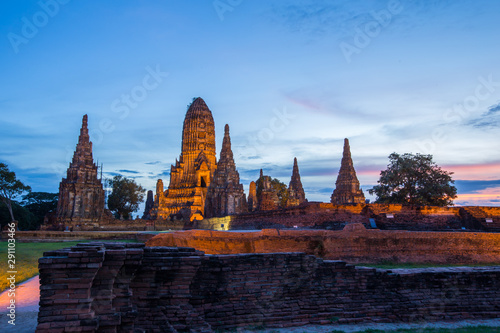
[21,192,58,228]
[0,201,37,230]
[369,153,457,207]
[107,175,145,219]
[0,163,31,222]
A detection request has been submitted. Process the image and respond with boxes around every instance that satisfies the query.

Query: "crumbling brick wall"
[37,243,500,332]
[148,227,500,265]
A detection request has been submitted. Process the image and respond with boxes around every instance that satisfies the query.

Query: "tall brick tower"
[55,115,105,226]
[205,124,247,217]
[331,138,365,205]
[287,157,307,206]
[151,97,217,221]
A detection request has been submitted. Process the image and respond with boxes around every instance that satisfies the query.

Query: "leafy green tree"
[0,201,37,230]
[0,163,31,222]
[21,192,58,228]
[107,175,145,219]
[256,176,290,208]
[369,153,457,206]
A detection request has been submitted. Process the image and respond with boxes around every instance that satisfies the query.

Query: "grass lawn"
[0,239,139,292]
[356,262,500,269]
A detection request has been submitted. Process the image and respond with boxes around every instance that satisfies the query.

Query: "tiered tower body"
[287,157,307,206]
[331,138,365,204]
[204,124,247,217]
[152,98,217,221]
[142,190,154,219]
[55,115,105,226]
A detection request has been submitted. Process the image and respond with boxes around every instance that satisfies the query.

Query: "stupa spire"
[54,114,105,225]
[287,157,306,206]
[204,124,247,217]
[220,124,233,161]
[69,114,95,169]
[331,138,365,205]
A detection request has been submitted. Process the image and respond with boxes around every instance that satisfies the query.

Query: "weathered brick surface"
[219,202,500,232]
[37,243,500,332]
[147,227,500,265]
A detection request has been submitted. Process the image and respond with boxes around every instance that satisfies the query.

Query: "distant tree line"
[0,163,58,230]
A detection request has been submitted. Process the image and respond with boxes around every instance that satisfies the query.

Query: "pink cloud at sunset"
[455,187,500,206]
[443,162,500,181]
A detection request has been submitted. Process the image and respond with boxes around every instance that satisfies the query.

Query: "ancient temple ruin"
[204,124,247,218]
[287,157,307,206]
[151,98,217,221]
[257,169,281,211]
[331,138,366,204]
[54,115,106,226]
[247,181,258,212]
[142,190,154,219]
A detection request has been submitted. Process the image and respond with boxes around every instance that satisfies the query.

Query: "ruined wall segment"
[54,115,106,227]
[204,124,247,218]
[257,170,280,211]
[37,243,500,332]
[331,138,366,205]
[150,97,217,221]
[247,181,258,212]
[147,226,500,264]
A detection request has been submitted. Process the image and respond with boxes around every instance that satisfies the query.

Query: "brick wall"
[37,243,500,332]
[42,203,500,232]
[147,226,500,265]
[222,203,478,231]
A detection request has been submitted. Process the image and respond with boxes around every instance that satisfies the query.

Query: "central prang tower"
[151,97,217,221]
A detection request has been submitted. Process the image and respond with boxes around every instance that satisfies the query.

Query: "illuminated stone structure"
[204,124,247,217]
[55,115,105,225]
[257,170,280,211]
[151,98,217,221]
[287,157,307,206]
[247,181,257,212]
[331,138,365,204]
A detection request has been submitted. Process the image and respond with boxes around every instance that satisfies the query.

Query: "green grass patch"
[0,239,140,292]
[356,262,500,269]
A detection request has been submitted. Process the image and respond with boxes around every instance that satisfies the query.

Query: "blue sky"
[1,0,500,214]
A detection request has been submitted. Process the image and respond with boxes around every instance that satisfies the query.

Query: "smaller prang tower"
[331,138,365,205]
[287,157,307,206]
[55,115,105,226]
[204,124,247,217]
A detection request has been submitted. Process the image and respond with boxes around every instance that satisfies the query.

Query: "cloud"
[486,103,500,116]
[154,169,170,178]
[103,171,120,177]
[118,169,141,174]
[145,161,162,165]
[455,185,500,206]
[271,0,458,40]
[453,179,500,206]
[455,179,500,193]
[443,162,500,180]
[467,102,500,128]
